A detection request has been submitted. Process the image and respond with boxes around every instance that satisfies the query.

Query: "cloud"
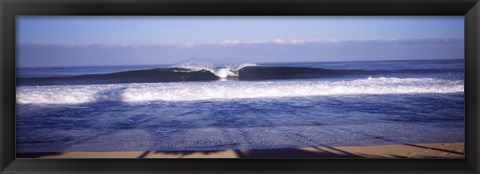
[17,37,464,67]
[219,39,322,46]
[179,42,196,48]
[218,37,463,46]
[20,37,463,48]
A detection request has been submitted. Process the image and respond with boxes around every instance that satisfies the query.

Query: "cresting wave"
[16,66,351,86]
[16,65,458,86]
[16,77,464,105]
[175,62,257,78]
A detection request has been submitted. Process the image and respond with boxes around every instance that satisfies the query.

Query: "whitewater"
[17,77,463,104]
[16,59,465,153]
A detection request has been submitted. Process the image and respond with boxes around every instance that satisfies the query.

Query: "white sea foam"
[16,77,464,105]
[175,61,257,78]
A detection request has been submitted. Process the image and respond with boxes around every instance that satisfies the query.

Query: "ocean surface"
[16,59,464,153]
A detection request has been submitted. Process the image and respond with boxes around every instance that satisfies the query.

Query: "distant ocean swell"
[16,77,463,105]
[17,65,460,86]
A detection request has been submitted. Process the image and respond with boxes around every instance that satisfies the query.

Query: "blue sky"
[17,16,464,67]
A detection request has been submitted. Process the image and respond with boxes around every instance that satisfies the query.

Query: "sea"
[16,59,464,153]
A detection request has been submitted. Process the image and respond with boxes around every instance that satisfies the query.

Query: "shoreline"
[17,142,464,159]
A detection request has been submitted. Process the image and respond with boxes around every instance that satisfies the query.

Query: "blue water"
[16,59,464,153]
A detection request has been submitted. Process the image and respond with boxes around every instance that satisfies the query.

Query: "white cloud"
[179,42,196,48]
[20,37,463,49]
[219,39,323,46]
[217,37,463,46]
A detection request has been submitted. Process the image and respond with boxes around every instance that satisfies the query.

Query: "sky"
[17,16,464,67]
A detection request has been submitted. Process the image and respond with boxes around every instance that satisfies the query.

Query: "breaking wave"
[175,61,257,78]
[16,77,464,105]
[17,64,456,86]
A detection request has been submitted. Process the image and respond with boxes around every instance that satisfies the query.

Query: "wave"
[17,64,459,86]
[17,67,219,86]
[16,77,464,105]
[175,61,257,78]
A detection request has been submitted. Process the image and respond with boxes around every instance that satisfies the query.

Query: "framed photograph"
[1,0,479,173]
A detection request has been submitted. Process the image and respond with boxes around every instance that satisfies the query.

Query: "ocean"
[16,59,464,153]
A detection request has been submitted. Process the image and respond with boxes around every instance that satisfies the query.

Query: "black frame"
[1,0,479,173]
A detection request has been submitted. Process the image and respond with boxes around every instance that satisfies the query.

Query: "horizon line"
[17,58,464,69]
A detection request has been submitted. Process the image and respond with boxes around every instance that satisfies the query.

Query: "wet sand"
[16,142,464,159]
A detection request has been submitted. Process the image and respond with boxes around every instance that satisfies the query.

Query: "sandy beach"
[16,142,464,159]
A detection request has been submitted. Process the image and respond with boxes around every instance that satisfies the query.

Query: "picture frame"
[1,0,479,173]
